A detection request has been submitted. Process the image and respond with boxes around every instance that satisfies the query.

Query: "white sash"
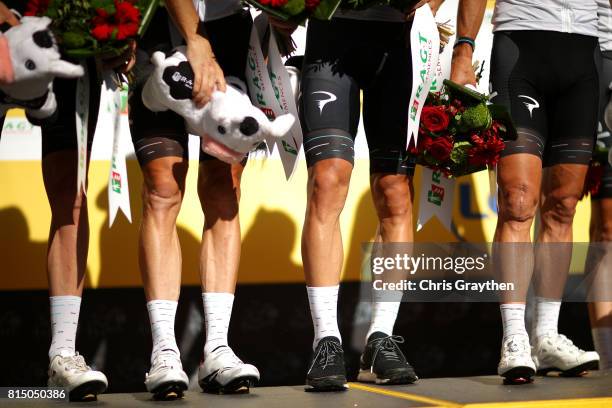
[245,13,302,179]
[407,5,440,149]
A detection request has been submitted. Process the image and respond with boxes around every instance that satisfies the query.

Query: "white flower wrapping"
[141,47,295,164]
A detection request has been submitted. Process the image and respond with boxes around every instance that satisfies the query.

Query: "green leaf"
[450,141,471,165]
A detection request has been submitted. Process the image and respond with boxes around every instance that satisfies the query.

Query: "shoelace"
[504,336,528,355]
[214,347,243,372]
[370,335,405,371]
[556,334,582,354]
[152,350,181,371]
[308,340,343,373]
[62,353,90,373]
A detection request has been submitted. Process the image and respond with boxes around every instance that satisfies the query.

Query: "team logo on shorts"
[518,95,539,118]
[312,91,337,114]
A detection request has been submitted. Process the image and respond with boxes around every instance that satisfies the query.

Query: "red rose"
[270,0,289,6]
[417,134,434,153]
[115,1,140,22]
[306,0,321,11]
[468,136,505,167]
[117,22,138,39]
[429,136,453,162]
[421,106,450,133]
[25,0,50,16]
[91,24,113,40]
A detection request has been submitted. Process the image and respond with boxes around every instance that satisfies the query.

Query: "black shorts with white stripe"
[299,18,415,175]
[490,30,599,166]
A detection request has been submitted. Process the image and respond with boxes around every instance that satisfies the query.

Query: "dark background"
[0,278,595,393]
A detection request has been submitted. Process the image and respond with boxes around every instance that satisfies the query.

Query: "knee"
[142,176,183,214]
[542,193,580,226]
[373,177,411,221]
[600,219,612,242]
[308,169,351,220]
[499,183,539,226]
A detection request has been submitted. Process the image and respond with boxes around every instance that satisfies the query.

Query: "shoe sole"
[151,381,188,401]
[501,366,535,385]
[537,359,599,377]
[305,375,349,392]
[357,369,418,385]
[199,375,259,394]
[69,380,107,402]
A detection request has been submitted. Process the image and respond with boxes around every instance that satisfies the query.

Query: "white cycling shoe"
[47,352,108,401]
[144,351,189,400]
[497,334,536,385]
[532,334,600,376]
[198,345,260,393]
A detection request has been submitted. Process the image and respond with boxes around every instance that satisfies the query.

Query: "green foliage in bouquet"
[26,0,158,58]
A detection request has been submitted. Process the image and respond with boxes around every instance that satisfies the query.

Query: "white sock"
[49,296,81,360]
[307,285,341,349]
[365,290,402,342]
[592,327,612,370]
[147,300,180,363]
[202,292,234,357]
[500,303,528,340]
[532,297,561,340]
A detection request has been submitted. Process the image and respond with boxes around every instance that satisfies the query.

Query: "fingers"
[0,35,14,84]
[0,3,19,27]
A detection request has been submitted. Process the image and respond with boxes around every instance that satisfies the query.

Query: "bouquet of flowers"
[244,0,342,23]
[412,80,516,177]
[583,141,609,197]
[24,0,158,58]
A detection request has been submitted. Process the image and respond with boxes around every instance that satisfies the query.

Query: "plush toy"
[0,17,84,122]
[141,47,295,164]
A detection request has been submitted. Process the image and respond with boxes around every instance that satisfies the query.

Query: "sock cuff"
[306,285,340,295]
[500,303,526,311]
[147,300,178,312]
[201,292,235,301]
[534,297,561,304]
[49,295,81,304]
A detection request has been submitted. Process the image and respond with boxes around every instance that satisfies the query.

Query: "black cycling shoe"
[357,332,418,385]
[305,336,348,392]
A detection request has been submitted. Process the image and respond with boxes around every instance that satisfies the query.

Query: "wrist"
[452,42,474,59]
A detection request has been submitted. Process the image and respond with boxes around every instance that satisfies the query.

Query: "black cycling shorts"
[128,8,252,166]
[299,18,415,175]
[593,50,612,200]
[490,30,599,167]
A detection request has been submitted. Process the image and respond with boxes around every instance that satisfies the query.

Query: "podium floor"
[5,372,612,408]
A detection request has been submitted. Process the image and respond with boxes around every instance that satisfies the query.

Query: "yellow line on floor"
[464,397,612,408]
[349,382,463,407]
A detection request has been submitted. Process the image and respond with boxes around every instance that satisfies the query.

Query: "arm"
[450,0,487,86]
[165,0,226,107]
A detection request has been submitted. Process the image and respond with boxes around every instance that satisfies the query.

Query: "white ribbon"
[407,5,440,149]
[101,72,132,227]
[75,62,90,195]
[417,168,455,231]
[245,13,302,179]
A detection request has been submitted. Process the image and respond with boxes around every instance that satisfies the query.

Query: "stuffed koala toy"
[0,16,84,121]
[141,47,295,163]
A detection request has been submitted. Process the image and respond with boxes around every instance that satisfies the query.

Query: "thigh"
[545,34,599,166]
[491,32,548,161]
[41,58,101,157]
[299,20,361,168]
[363,24,414,176]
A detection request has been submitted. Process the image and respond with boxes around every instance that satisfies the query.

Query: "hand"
[450,44,477,86]
[0,2,19,27]
[186,35,225,108]
[101,39,137,74]
[0,34,13,84]
[406,0,445,18]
